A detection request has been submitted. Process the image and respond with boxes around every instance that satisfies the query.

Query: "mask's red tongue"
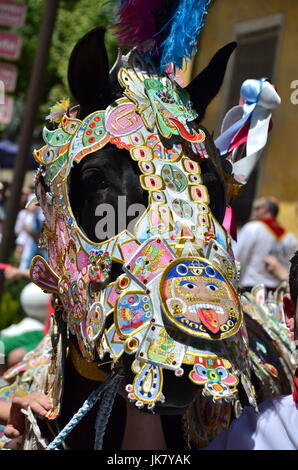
[198,308,220,334]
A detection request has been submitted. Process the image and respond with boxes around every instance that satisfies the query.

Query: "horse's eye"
[82,169,109,189]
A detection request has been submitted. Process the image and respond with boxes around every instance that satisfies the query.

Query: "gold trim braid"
[68,341,107,382]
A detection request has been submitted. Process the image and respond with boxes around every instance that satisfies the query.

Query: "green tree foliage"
[0,277,28,330]
[0,1,119,327]
[4,0,119,140]
[42,0,119,123]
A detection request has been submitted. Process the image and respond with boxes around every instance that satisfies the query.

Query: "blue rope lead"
[45,371,121,450]
[94,375,121,450]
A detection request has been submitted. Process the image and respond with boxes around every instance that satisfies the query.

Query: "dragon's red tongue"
[198,308,220,333]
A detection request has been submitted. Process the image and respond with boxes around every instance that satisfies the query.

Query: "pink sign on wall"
[0,1,27,29]
[0,62,17,91]
[0,95,14,124]
[0,31,22,60]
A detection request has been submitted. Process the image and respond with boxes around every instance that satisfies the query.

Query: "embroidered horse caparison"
[31,28,256,417]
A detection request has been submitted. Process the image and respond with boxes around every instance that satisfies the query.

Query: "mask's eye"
[215,366,228,380]
[206,283,219,292]
[195,364,207,377]
[180,280,196,290]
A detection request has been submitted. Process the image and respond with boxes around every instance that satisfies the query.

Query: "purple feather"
[114,0,163,48]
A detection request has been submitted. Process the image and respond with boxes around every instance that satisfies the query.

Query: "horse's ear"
[68,27,111,118]
[186,42,237,122]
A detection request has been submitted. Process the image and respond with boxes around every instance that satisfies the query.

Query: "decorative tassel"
[94,375,121,449]
[46,98,71,123]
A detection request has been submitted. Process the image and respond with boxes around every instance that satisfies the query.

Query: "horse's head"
[31,28,256,415]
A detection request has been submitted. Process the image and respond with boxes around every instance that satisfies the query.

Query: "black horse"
[36,28,238,450]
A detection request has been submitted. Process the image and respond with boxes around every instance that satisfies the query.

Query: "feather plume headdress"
[108,0,211,72]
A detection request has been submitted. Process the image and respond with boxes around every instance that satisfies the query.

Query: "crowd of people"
[0,181,50,375]
[0,181,46,273]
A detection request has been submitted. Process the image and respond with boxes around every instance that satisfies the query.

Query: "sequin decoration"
[189,356,238,399]
[115,292,153,338]
[126,360,164,405]
[86,302,105,342]
[137,324,186,370]
[123,237,174,288]
[172,199,193,219]
[82,111,107,146]
[143,78,198,139]
[159,257,242,339]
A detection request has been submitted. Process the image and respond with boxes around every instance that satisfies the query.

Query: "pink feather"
[114,0,163,48]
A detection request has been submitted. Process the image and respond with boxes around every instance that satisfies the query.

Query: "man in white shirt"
[15,196,45,270]
[204,250,298,450]
[234,197,297,291]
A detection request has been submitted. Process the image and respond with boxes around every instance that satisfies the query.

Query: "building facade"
[189,0,298,235]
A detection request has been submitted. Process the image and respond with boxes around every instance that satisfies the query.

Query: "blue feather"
[159,0,211,72]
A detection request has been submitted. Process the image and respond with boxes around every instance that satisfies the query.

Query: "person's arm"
[0,400,11,426]
[22,224,40,242]
[263,256,288,281]
[4,266,30,280]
